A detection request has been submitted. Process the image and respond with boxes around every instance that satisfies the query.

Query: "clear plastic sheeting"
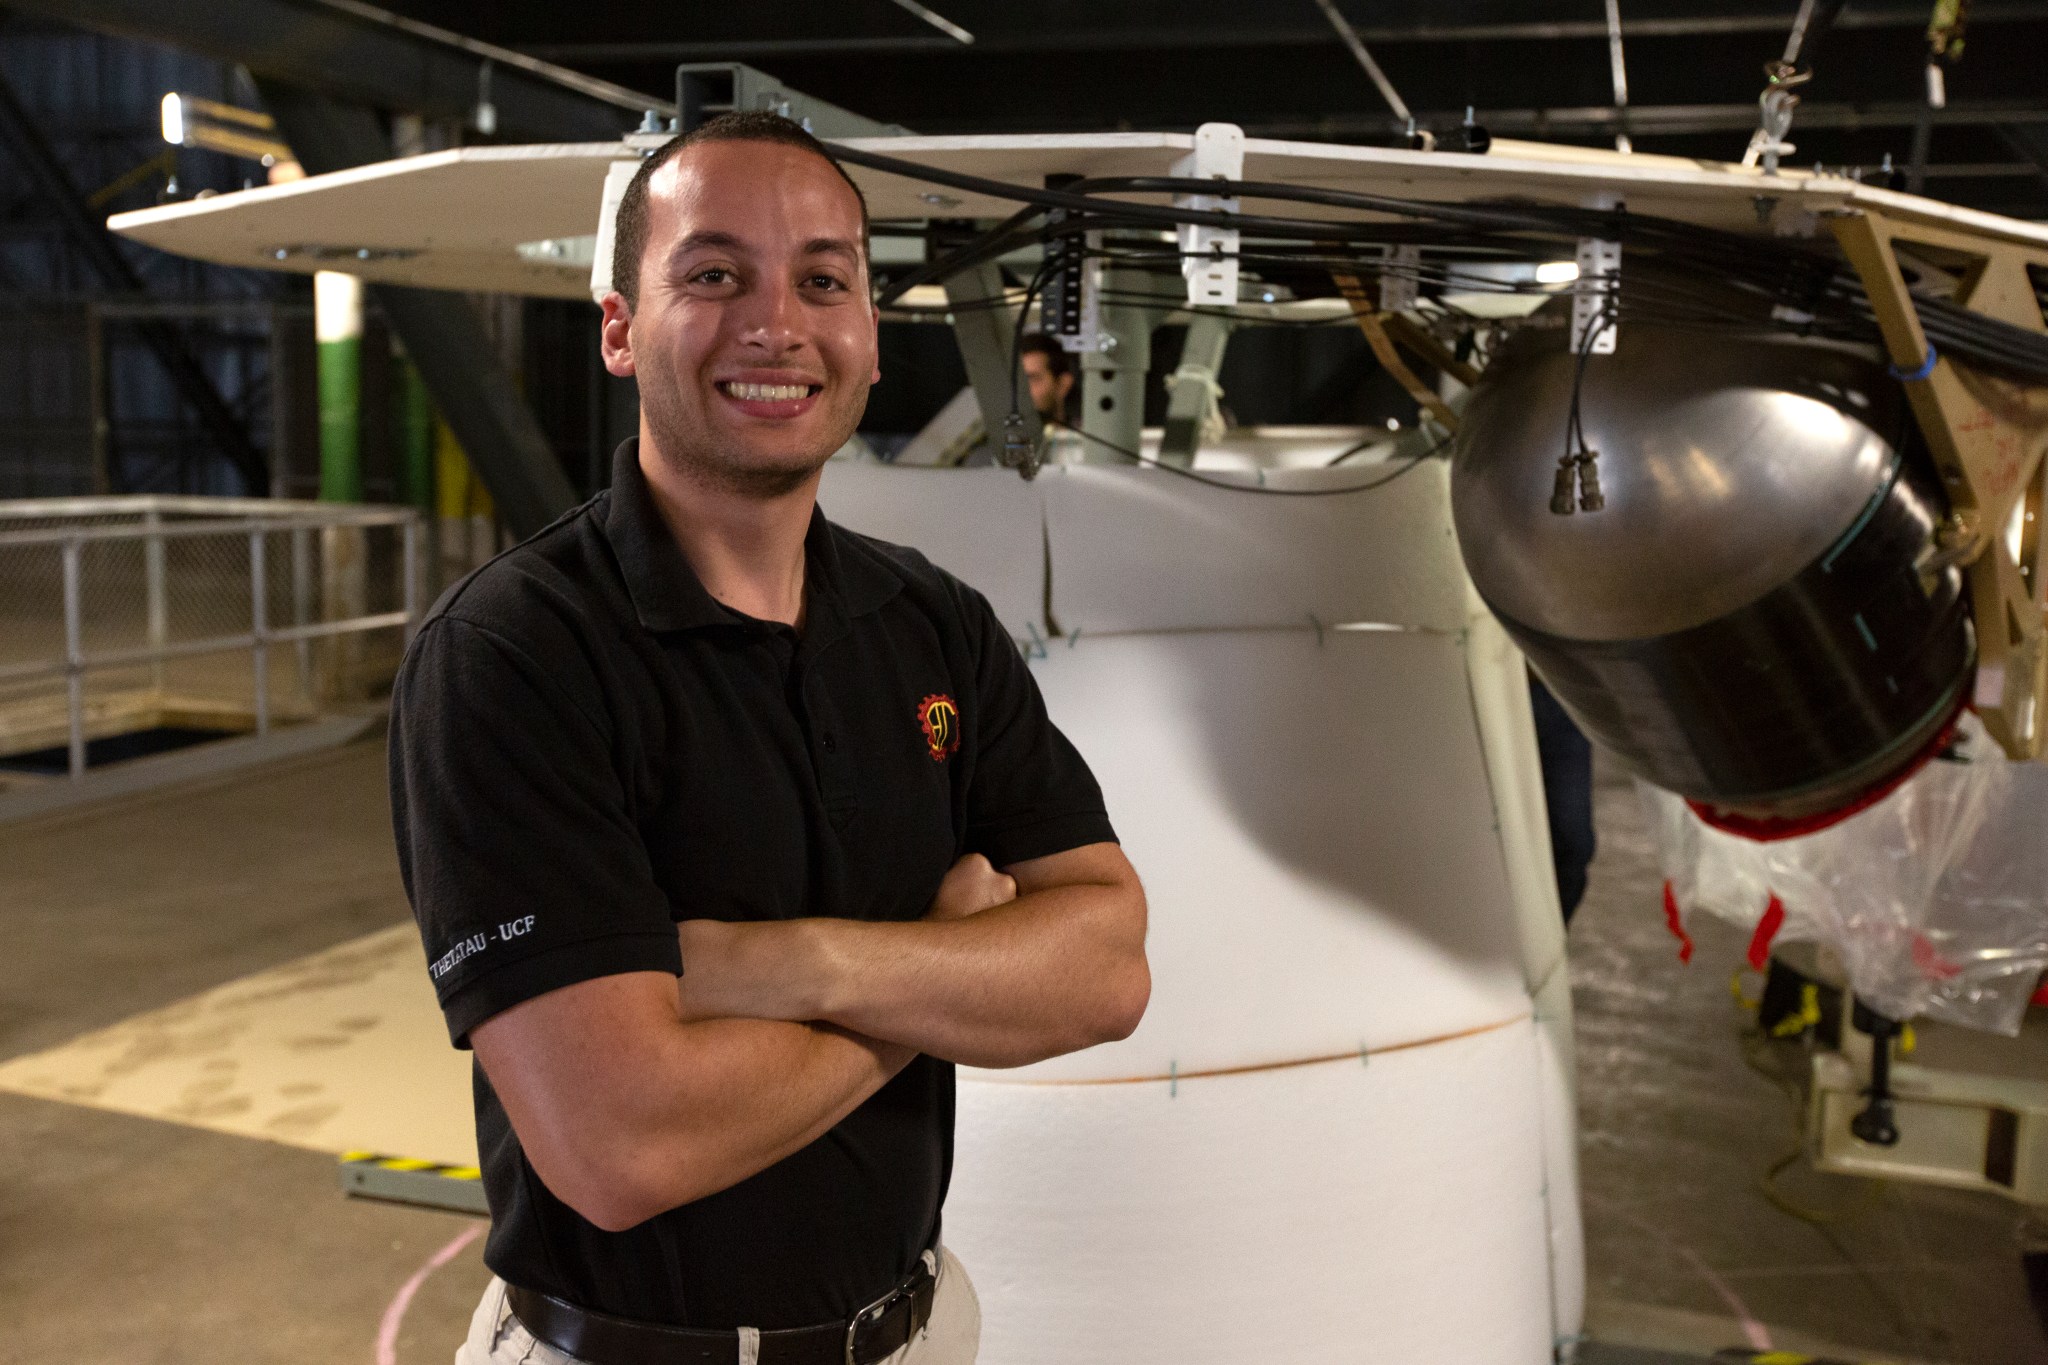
[1644,722,2048,1034]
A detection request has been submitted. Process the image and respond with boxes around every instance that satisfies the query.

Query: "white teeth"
[723,382,811,402]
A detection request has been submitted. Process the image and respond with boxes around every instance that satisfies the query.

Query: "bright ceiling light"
[160,92,186,147]
[155,92,292,166]
[1534,260,1580,284]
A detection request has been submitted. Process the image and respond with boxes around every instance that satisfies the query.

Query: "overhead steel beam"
[257,80,577,537]
[2001,125,2048,192]
[675,63,910,138]
[1310,0,1414,127]
[10,0,666,142]
[521,4,2048,61]
[1242,98,2048,141]
[0,68,267,492]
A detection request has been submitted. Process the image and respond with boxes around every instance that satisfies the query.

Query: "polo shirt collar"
[601,439,898,635]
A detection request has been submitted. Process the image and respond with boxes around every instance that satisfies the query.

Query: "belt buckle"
[843,1288,900,1365]
[845,1256,934,1365]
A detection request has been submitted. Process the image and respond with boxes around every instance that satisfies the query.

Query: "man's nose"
[735,275,805,351]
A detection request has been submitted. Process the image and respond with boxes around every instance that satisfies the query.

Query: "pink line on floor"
[376,1223,484,1365]
[1590,1195,1773,1352]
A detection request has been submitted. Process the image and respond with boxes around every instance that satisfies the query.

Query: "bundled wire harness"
[831,140,2048,387]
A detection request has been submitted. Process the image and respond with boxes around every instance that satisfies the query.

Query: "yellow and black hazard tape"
[1714,1351,1892,1365]
[339,1149,488,1216]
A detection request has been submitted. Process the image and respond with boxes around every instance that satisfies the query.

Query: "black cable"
[1043,419,1450,495]
[842,140,2048,385]
[879,288,1018,311]
[1326,432,1404,466]
[1077,174,1599,237]
[1007,255,1060,424]
[828,141,1571,251]
[1566,299,1611,459]
[875,206,1046,307]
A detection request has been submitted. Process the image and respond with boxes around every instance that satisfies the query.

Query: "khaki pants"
[456,1248,981,1365]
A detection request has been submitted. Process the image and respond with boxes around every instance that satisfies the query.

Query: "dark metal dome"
[1453,294,1973,820]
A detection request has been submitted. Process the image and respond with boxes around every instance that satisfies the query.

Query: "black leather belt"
[506,1256,938,1365]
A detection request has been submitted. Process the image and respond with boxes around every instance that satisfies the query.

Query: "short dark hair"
[610,111,872,311]
[1019,333,1072,377]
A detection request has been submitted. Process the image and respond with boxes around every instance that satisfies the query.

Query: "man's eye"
[691,268,733,286]
[807,274,847,291]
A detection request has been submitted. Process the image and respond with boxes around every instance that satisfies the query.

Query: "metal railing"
[0,496,421,780]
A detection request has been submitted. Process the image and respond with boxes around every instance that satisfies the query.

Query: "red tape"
[1662,881,1696,964]
[1746,895,1787,971]
[1911,933,1962,981]
[1687,706,1964,843]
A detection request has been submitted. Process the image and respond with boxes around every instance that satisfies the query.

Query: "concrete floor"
[0,742,492,1363]
[1,737,2043,1363]
[1571,753,2048,1365]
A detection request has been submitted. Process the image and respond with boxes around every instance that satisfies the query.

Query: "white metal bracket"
[1379,244,1420,313]
[1048,229,1103,357]
[589,157,644,303]
[1572,237,1621,355]
[1173,122,1244,308]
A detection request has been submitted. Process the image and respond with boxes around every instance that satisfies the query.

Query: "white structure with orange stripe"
[820,457,1579,1363]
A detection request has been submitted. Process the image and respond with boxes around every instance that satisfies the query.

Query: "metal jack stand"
[1848,999,1902,1147]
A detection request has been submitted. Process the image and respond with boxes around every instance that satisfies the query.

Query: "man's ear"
[869,292,883,386]
[599,293,636,378]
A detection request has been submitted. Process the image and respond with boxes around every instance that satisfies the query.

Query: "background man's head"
[599,113,879,499]
[1019,334,1075,423]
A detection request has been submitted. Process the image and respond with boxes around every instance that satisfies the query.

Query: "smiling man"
[388,113,1149,1365]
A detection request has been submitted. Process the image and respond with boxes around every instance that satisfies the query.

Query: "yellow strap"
[1770,982,1823,1038]
[1730,970,1761,1011]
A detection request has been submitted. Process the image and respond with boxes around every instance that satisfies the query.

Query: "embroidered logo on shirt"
[917,693,961,762]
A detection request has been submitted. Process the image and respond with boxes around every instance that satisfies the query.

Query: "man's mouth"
[718,381,821,402]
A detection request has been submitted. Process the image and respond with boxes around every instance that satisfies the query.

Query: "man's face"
[602,140,878,497]
[1022,350,1072,422]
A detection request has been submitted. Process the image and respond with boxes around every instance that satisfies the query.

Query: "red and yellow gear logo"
[917,693,960,762]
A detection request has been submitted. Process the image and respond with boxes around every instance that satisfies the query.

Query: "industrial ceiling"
[382,0,2048,218]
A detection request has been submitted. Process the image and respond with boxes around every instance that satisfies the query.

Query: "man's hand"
[926,853,1017,921]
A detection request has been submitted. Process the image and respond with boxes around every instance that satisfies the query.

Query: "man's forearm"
[680,880,1148,1069]
[642,1018,915,1202]
[477,978,914,1231]
[810,885,1147,1066]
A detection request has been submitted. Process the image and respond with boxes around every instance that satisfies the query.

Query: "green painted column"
[314,270,363,503]
[393,347,435,514]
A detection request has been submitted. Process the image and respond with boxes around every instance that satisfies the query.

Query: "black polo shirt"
[388,440,1114,1330]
